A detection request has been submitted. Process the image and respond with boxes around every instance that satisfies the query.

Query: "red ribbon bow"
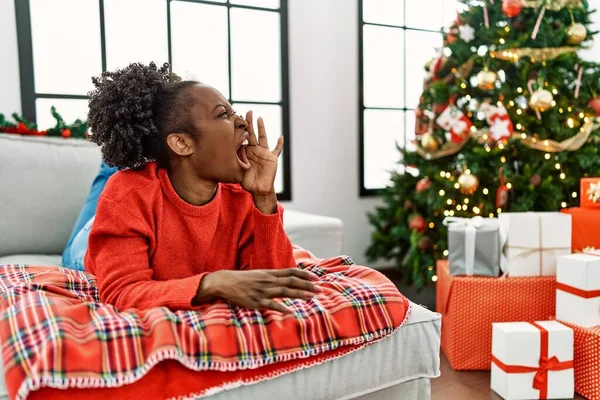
[492,322,573,399]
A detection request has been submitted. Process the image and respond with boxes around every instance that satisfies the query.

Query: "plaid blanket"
[0,254,410,400]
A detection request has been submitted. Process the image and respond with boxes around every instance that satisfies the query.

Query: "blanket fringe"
[17,302,413,400]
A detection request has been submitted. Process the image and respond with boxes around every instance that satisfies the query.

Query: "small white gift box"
[491,321,574,400]
[499,212,571,276]
[556,252,600,328]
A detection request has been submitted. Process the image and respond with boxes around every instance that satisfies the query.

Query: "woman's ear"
[166,133,195,156]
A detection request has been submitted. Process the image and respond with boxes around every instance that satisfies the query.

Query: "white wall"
[0,0,21,116]
[283,0,381,266]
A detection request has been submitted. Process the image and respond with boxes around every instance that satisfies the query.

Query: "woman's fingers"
[264,287,316,300]
[272,136,284,158]
[259,298,292,314]
[245,110,258,146]
[257,117,268,147]
[273,268,321,282]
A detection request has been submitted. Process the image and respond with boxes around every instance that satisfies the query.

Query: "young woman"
[83,62,320,313]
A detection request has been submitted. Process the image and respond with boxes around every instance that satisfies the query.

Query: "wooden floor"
[431,355,584,399]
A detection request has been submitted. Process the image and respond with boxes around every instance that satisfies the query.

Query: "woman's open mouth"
[236,136,251,170]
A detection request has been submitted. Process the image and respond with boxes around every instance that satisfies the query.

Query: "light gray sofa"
[0,133,441,399]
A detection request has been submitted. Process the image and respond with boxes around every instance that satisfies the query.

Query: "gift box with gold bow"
[581,178,600,209]
[491,321,574,400]
[499,212,572,276]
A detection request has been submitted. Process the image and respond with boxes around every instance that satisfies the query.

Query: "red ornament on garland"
[588,97,600,116]
[416,178,432,193]
[61,128,71,138]
[502,0,523,17]
[408,215,427,233]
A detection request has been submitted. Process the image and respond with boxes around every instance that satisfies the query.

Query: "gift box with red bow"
[491,321,574,400]
[556,252,600,328]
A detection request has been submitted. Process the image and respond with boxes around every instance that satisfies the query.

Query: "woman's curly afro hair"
[87,62,199,169]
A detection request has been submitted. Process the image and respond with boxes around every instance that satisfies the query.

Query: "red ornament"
[588,97,600,116]
[496,167,509,208]
[446,33,457,44]
[416,178,432,193]
[61,128,71,138]
[408,215,427,233]
[502,0,523,17]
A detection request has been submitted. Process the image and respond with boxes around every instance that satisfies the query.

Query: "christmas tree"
[366,0,600,289]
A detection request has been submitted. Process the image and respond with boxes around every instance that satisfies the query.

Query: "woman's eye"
[219,111,229,118]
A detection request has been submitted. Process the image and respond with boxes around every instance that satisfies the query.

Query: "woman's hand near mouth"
[240,110,284,214]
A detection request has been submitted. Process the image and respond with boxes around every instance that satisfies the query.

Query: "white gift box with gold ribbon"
[499,212,572,276]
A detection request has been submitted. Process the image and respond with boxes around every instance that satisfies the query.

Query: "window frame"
[14,0,292,201]
[358,0,445,197]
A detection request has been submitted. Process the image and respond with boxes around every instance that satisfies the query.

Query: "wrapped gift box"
[556,253,600,327]
[581,178,600,209]
[560,322,600,400]
[445,217,505,277]
[491,321,574,400]
[561,207,600,252]
[436,260,556,370]
[499,212,571,276]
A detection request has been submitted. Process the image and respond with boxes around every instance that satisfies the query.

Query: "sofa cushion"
[0,134,101,256]
[0,254,62,267]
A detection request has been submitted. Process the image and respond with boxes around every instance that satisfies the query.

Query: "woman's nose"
[235,115,248,130]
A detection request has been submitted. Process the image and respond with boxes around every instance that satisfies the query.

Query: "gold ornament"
[458,172,479,194]
[529,89,554,112]
[420,132,439,152]
[566,23,587,45]
[477,70,497,90]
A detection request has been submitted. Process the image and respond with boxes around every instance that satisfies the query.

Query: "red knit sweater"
[84,162,295,311]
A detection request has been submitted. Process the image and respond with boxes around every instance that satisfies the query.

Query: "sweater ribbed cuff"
[253,204,284,246]
[168,273,206,310]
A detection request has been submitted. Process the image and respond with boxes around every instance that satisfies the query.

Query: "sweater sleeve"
[238,203,296,270]
[85,197,206,311]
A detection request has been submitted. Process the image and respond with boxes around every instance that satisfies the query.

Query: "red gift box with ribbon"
[491,321,574,399]
[581,178,600,209]
[561,207,600,253]
[436,261,556,370]
[560,322,600,400]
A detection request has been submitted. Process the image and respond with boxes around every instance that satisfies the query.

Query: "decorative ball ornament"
[416,178,432,193]
[418,236,434,253]
[502,0,523,17]
[529,89,554,112]
[420,132,439,152]
[477,70,497,91]
[408,215,427,233]
[458,172,479,194]
[530,174,542,187]
[566,23,587,45]
[588,97,600,116]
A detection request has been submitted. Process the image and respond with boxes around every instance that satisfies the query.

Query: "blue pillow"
[62,162,118,270]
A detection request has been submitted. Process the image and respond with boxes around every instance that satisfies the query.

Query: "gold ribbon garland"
[516,119,600,152]
[415,120,599,159]
[414,138,470,160]
[521,0,583,10]
[490,47,579,62]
